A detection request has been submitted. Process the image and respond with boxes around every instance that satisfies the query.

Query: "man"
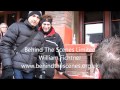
[92,36,120,79]
[37,14,66,79]
[0,11,44,79]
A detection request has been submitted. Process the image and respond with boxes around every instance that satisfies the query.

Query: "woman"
[37,14,66,79]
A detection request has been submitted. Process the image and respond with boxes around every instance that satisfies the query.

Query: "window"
[85,23,103,44]
[84,11,103,23]
[111,11,120,36]
[84,11,103,44]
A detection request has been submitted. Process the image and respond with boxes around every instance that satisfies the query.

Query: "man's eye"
[32,15,35,17]
[37,16,40,19]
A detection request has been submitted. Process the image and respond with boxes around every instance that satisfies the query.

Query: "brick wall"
[45,11,73,44]
[65,53,88,76]
[45,11,73,28]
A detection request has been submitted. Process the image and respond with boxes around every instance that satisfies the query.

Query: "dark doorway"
[0,15,4,24]
[7,12,17,26]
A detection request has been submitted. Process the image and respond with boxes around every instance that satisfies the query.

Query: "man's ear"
[93,68,101,79]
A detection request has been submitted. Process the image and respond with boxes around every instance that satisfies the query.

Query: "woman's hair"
[0,23,8,29]
[40,14,53,24]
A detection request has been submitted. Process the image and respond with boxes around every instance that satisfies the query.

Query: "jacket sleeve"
[56,35,66,72]
[0,23,19,68]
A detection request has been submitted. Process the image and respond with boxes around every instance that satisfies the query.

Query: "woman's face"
[41,22,52,32]
[0,24,8,36]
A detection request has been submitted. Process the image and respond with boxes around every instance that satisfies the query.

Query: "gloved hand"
[34,68,40,79]
[1,66,14,79]
[39,71,46,79]
[34,69,46,79]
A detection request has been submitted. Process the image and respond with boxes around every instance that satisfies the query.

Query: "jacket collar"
[39,26,56,36]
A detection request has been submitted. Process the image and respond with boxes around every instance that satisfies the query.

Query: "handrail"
[64,44,98,53]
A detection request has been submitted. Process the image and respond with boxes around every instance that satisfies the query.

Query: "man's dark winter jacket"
[39,27,66,78]
[0,20,44,73]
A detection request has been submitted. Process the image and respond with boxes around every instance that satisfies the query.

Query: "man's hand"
[1,66,14,79]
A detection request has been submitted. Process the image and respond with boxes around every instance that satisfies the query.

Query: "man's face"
[42,22,52,32]
[28,14,40,27]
